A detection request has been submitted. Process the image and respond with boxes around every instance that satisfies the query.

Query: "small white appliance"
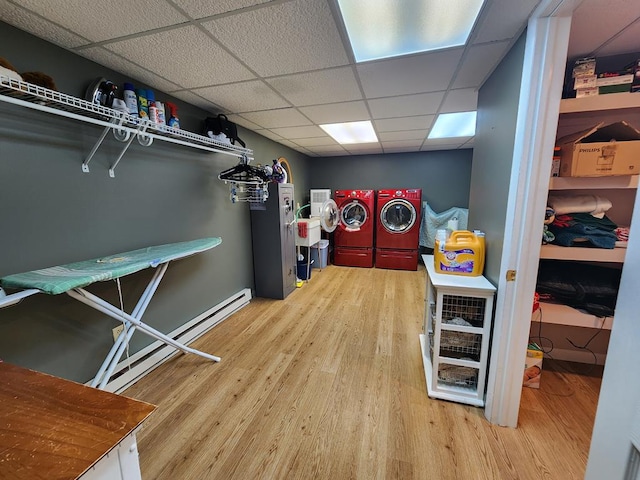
[310,189,332,218]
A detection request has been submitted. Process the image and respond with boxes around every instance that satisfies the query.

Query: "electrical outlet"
[112,324,125,342]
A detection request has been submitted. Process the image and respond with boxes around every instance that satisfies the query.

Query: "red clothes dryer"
[333,189,375,268]
[375,188,422,270]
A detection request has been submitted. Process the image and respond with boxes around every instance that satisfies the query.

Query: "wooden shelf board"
[560,92,640,114]
[549,175,638,190]
[534,302,613,330]
[540,244,626,262]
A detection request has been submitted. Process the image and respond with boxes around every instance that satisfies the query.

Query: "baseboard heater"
[94,288,252,393]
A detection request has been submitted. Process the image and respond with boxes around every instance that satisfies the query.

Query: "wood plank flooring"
[124,264,602,480]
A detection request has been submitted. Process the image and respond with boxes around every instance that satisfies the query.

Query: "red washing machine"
[375,188,422,270]
[333,189,375,268]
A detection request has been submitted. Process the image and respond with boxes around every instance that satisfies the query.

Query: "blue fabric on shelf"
[550,223,617,249]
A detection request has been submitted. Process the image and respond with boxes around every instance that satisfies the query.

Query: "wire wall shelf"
[0,75,254,177]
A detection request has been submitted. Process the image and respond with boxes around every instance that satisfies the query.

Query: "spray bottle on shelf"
[147,89,158,124]
[166,102,180,129]
[123,82,138,118]
[136,88,149,120]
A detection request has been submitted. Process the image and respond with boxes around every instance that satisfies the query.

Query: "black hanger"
[218,156,270,184]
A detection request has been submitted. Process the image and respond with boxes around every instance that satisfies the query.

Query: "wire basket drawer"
[439,331,482,361]
[441,294,487,328]
[437,362,479,390]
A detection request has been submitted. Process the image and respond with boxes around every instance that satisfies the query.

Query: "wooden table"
[0,362,156,479]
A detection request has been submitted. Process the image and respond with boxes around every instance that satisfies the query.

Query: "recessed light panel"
[320,121,378,144]
[428,111,477,139]
[337,0,485,62]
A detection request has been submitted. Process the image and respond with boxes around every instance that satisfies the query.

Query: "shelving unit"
[0,74,253,177]
[419,255,496,407]
[533,94,640,360]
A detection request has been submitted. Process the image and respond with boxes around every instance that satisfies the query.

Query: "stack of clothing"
[546,194,619,249]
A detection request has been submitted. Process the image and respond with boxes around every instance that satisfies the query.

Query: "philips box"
[558,121,640,177]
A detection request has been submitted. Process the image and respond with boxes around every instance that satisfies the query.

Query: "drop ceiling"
[1,0,639,156]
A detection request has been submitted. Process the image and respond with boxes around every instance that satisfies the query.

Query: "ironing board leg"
[66,263,221,389]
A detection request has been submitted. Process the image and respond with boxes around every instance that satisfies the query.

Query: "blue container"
[296,259,313,280]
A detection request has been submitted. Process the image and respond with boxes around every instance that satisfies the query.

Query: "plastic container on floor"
[310,239,329,268]
[296,259,313,280]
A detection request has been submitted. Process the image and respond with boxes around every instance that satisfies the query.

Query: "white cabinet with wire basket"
[419,255,496,407]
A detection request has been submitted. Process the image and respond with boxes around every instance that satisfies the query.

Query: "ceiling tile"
[381,139,425,149]
[343,144,383,155]
[229,115,263,131]
[294,137,339,147]
[473,0,539,44]
[0,1,89,48]
[452,41,511,89]
[423,136,473,147]
[79,46,182,93]
[595,21,640,57]
[384,145,424,153]
[194,80,289,113]
[568,1,640,58]
[440,88,478,113]
[270,125,326,139]
[308,144,350,154]
[299,101,369,124]
[378,130,427,142]
[357,49,464,98]
[202,0,349,76]
[368,92,445,119]
[172,0,272,19]
[13,0,188,42]
[168,90,221,112]
[266,67,362,106]
[103,26,255,89]
[241,108,312,128]
[421,143,465,151]
[374,115,435,132]
[254,129,284,141]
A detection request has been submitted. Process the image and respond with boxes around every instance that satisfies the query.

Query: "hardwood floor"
[124,264,602,479]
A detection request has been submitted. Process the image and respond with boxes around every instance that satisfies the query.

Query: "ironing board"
[0,237,222,389]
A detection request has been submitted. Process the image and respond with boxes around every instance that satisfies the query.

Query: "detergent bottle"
[434,230,485,276]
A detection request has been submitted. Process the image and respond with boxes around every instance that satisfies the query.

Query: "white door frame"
[483,0,580,426]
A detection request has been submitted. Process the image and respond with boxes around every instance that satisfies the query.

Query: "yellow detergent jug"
[434,230,485,276]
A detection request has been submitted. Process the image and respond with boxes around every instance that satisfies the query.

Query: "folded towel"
[297,221,307,238]
[548,194,612,216]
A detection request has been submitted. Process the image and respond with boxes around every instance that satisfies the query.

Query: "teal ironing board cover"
[0,237,222,295]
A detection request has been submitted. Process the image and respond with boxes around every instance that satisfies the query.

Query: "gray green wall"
[0,21,474,384]
[0,22,310,382]
[468,32,527,285]
[308,149,473,213]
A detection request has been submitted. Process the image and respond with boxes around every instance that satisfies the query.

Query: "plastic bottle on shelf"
[166,102,180,129]
[123,82,138,118]
[136,88,149,120]
[147,89,158,124]
[156,101,166,126]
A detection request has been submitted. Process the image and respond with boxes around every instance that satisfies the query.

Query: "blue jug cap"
[146,89,155,101]
[123,82,135,91]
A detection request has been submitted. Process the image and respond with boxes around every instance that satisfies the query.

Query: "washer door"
[341,200,368,231]
[380,199,416,233]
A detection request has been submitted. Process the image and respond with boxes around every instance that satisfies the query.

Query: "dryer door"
[341,200,368,232]
[380,199,416,233]
[319,199,339,233]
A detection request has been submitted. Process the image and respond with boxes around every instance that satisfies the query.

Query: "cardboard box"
[558,121,640,177]
[523,343,543,389]
[551,146,561,177]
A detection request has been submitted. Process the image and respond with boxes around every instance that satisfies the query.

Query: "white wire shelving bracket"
[0,75,254,177]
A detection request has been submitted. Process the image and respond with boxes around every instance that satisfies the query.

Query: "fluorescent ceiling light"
[337,0,485,62]
[320,121,378,144]
[428,111,477,139]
